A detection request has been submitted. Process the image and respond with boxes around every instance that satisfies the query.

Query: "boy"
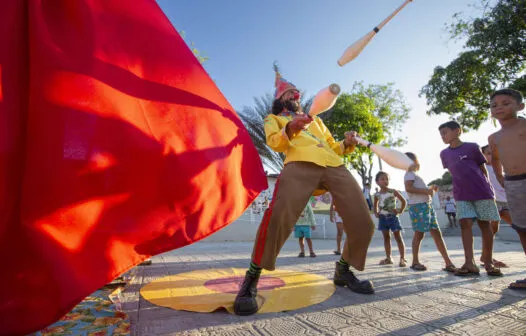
[439,121,502,276]
[295,203,317,257]
[488,88,526,290]
[444,196,457,228]
[481,144,512,268]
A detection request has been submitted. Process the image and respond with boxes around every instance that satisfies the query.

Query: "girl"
[373,171,407,267]
[330,199,344,255]
[404,152,457,272]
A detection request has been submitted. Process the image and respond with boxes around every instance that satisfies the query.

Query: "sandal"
[410,263,427,271]
[333,250,341,255]
[310,252,317,258]
[485,265,503,277]
[454,266,480,276]
[399,259,407,267]
[298,252,305,258]
[442,264,457,273]
[379,258,394,265]
[509,279,526,290]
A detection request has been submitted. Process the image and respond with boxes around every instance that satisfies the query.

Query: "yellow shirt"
[264,112,355,168]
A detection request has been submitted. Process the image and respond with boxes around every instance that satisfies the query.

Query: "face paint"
[293,91,300,101]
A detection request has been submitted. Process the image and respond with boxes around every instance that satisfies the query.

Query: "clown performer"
[234,65,375,316]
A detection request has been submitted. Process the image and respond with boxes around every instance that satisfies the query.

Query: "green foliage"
[322,83,410,185]
[420,0,526,130]
[353,82,411,147]
[179,30,209,63]
[428,171,453,186]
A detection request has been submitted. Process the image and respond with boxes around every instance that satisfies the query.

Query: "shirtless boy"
[488,89,526,290]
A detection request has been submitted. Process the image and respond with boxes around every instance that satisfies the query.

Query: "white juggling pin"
[354,136,414,170]
[338,0,413,66]
[308,84,341,117]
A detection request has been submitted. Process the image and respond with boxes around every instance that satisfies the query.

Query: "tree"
[322,83,410,186]
[353,82,411,148]
[238,94,313,174]
[428,171,452,187]
[179,30,209,63]
[420,0,526,130]
[322,93,384,186]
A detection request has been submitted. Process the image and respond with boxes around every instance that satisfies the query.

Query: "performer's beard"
[284,99,300,112]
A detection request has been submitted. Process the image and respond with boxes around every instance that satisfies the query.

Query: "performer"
[234,67,375,316]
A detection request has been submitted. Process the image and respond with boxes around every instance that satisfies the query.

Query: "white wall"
[203,208,452,242]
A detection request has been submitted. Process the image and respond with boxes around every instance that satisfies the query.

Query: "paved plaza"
[120,236,526,335]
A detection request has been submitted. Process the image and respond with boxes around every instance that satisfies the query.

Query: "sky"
[157,0,503,190]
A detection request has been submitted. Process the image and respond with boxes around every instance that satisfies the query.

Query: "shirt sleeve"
[404,171,415,182]
[440,151,447,169]
[264,115,291,152]
[314,117,355,156]
[305,203,316,226]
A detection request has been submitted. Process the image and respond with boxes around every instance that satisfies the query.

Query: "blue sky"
[158,0,501,190]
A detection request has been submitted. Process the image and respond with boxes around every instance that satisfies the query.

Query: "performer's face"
[281,90,300,112]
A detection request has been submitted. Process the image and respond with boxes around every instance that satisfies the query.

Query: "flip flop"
[379,258,394,265]
[485,265,503,277]
[410,263,427,271]
[333,250,341,255]
[454,266,480,276]
[399,259,407,267]
[442,264,457,273]
[310,252,317,258]
[509,279,526,290]
[298,252,305,258]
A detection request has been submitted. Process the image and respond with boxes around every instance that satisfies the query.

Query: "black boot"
[234,271,260,315]
[334,262,374,294]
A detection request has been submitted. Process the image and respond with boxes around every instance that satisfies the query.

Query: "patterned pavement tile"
[121,237,526,336]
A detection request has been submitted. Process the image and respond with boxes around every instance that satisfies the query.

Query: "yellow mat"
[140,268,335,314]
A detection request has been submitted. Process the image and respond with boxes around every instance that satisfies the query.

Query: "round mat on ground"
[140,268,335,314]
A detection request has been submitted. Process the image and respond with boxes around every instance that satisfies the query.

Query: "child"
[404,152,457,272]
[363,183,372,211]
[439,121,502,276]
[482,144,512,268]
[444,196,457,228]
[330,199,344,255]
[373,171,407,267]
[294,203,316,258]
[487,88,526,290]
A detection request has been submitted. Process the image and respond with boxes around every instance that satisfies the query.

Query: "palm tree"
[238,93,313,174]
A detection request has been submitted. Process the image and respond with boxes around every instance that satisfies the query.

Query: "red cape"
[0,1,267,334]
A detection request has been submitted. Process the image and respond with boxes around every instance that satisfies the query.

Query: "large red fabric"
[0,1,267,334]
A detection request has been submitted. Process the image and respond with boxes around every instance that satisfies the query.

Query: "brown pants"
[251,162,374,271]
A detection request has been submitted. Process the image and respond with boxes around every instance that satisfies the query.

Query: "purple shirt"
[440,142,494,201]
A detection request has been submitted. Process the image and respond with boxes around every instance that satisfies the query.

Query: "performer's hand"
[311,225,316,230]
[344,131,358,147]
[288,114,312,133]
